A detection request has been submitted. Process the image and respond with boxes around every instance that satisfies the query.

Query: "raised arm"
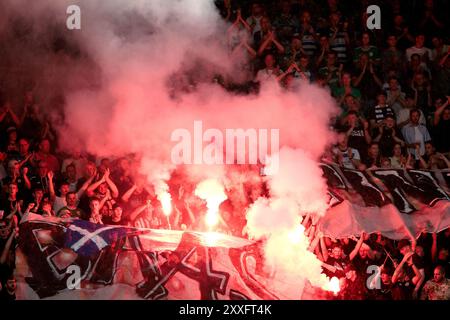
[121,184,137,203]
[431,232,438,263]
[320,236,329,262]
[48,171,56,202]
[128,203,150,223]
[104,169,119,198]
[0,229,16,264]
[76,175,95,199]
[86,175,105,197]
[6,104,21,127]
[433,98,449,126]
[392,252,411,283]
[349,232,365,261]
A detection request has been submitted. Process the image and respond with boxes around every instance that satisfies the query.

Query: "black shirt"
[341,276,367,300]
[324,256,349,278]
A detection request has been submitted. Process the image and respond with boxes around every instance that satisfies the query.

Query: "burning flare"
[323,277,341,295]
[194,179,227,228]
[159,192,173,217]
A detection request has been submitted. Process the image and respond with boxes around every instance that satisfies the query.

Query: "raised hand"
[27,202,35,212]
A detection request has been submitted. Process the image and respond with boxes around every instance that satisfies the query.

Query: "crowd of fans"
[0,0,449,300]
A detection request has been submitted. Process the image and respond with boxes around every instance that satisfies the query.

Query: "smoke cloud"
[0,0,338,296]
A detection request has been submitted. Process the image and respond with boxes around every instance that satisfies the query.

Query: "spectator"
[246,2,264,37]
[396,95,426,130]
[368,92,395,134]
[362,142,382,169]
[371,267,394,300]
[420,266,450,300]
[432,97,450,153]
[257,28,285,57]
[88,197,103,224]
[382,35,404,75]
[1,160,30,198]
[394,239,425,299]
[61,149,88,180]
[0,182,22,223]
[410,72,432,117]
[327,13,349,65]
[353,53,383,110]
[389,14,414,51]
[57,191,84,219]
[386,77,406,117]
[296,10,318,58]
[318,51,340,90]
[390,143,408,169]
[31,139,60,173]
[406,33,433,62]
[29,160,51,196]
[255,54,282,83]
[402,109,432,160]
[339,111,371,158]
[272,0,296,41]
[373,116,405,158]
[103,203,128,226]
[418,0,445,38]
[316,34,331,68]
[339,264,367,300]
[353,32,381,67]
[331,132,362,170]
[333,72,361,105]
[15,138,33,168]
[320,241,349,279]
[431,35,449,62]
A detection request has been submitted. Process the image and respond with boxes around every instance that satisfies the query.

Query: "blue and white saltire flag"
[64,219,130,257]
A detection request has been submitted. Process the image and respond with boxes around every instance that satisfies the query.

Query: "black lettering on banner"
[342,169,388,207]
[373,169,447,213]
[408,170,450,205]
[327,190,345,207]
[135,232,229,300]
[321,163,347,190]
[229,243,279,300]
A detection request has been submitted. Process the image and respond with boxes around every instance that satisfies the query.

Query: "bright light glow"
[323,277,340,295]
[159,191,172,216]
[287,225,305,244]
[205,212,219,227]
[204,231,220,246]
[194,179,227,229]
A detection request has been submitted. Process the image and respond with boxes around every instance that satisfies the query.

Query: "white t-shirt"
[406,46,433,61]
[53,196,67,214]
[255,68,279,83]
[246,16,262,35]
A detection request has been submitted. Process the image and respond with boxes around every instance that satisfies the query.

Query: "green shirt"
[354,46,380,63]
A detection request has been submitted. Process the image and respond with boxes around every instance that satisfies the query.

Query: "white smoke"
[1,0,338,296]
